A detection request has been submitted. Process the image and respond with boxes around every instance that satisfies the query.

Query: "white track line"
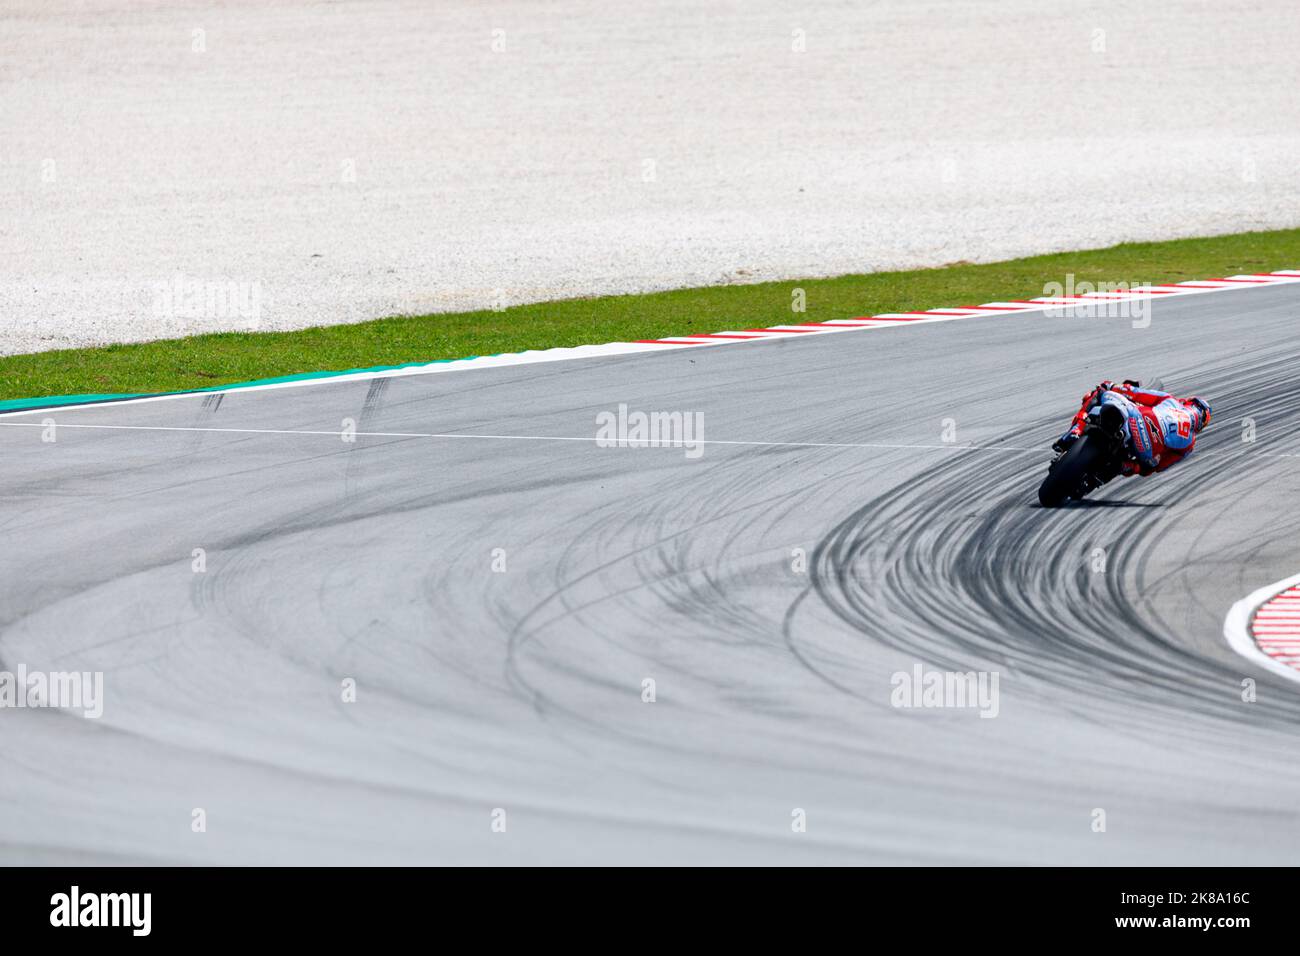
[1223,573,1300,686]
[0,419,1044,454]
[13,421,1300,462]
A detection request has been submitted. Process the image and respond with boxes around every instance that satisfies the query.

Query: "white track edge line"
[1223,571,1300,686]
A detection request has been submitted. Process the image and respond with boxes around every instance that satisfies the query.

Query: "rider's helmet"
[1188,397,1211,430]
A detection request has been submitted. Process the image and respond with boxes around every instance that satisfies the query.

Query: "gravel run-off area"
[3,0,1299,355]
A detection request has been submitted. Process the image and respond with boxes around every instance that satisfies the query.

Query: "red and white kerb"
[1251,585,1300,672]
[631,272,1300,347]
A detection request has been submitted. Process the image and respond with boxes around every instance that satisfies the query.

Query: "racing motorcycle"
[1036,401,1130,508]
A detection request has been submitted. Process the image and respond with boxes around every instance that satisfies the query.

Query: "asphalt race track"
[2,282,1299,864]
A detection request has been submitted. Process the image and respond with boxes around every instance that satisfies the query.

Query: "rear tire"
[1038,432,1107,507]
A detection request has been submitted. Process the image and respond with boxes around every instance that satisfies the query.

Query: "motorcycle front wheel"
[1037,431,1107,508]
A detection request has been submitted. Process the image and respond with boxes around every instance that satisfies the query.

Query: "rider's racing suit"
[1055,381,1212,476]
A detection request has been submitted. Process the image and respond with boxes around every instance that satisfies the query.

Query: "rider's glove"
[1120,459,1156,477]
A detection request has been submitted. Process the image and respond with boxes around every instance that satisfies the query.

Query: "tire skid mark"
[807,348,1300,733]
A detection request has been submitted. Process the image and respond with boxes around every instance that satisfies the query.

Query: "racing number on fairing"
[1175,410,1192,439]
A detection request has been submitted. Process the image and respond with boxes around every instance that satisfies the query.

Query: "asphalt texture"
[1,282,1299,863]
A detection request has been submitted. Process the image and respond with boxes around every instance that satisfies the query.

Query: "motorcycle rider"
[1052,380,1211,476]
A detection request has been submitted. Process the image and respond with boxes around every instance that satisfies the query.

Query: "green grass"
[4,227,1300,404]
